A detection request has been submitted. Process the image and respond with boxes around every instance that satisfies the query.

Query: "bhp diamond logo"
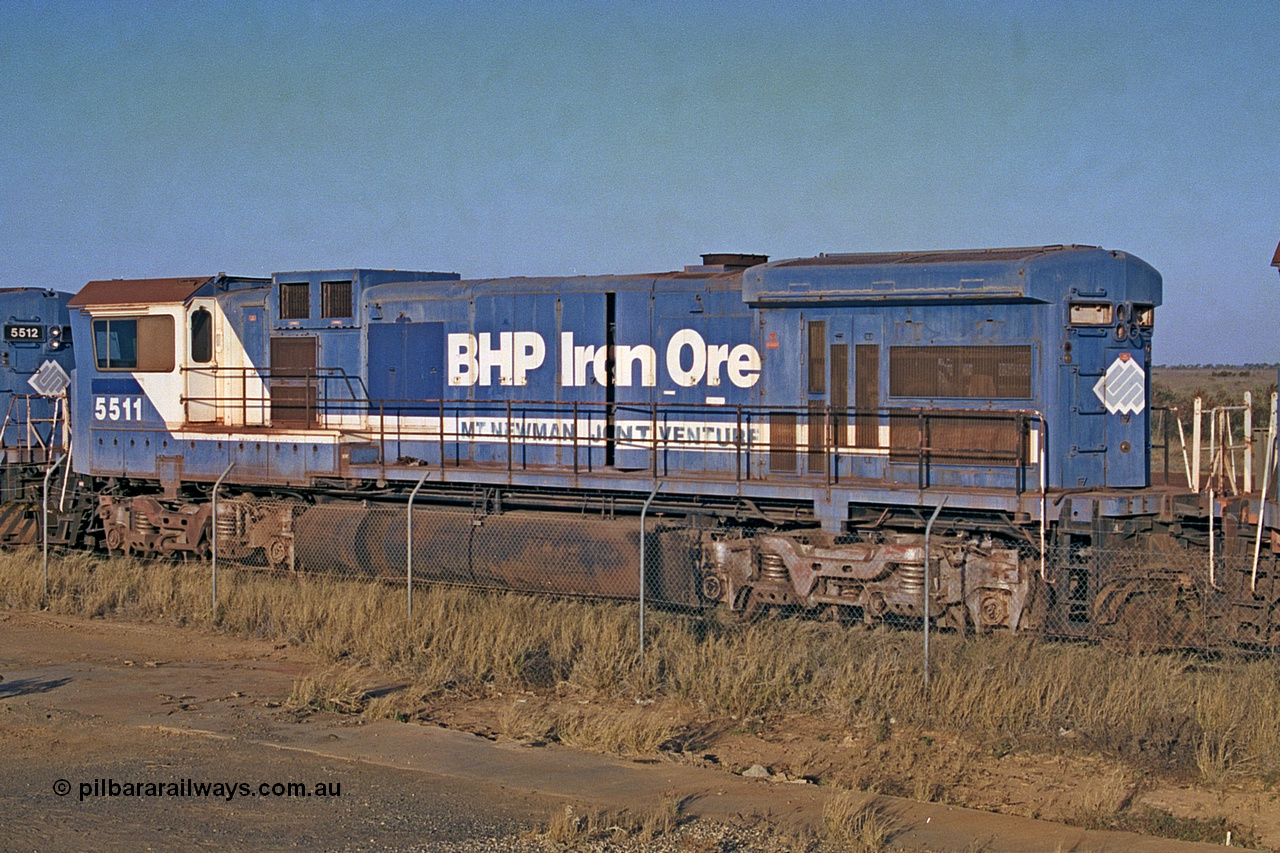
[1092,353,1145,415]
[28,359,71,397]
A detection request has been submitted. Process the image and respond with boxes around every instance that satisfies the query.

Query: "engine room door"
[803,317,854,475]
[239,305,267,426]
[852,314,884,467]
[368,321,443,418]
[270,336,318,428]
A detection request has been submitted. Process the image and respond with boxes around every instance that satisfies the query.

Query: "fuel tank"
[292,502,702,606]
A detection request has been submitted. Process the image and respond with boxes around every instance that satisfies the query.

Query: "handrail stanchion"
[652,403,659,478]
[438,398,446,471]
[917,409,926,488]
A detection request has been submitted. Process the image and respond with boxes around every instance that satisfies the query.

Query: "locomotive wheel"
[1107,589,1201,651]
[1104,593,1166,651]
[862,591,888,625]
[975,589,1011,631]
[266,536,291,570]
[818,604,858,626]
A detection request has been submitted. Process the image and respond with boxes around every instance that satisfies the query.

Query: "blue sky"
[2,0,1276,364]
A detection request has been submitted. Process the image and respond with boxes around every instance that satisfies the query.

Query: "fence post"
[41,453,65,607]
[1038,413,1049,582]
[1245,392,1254,494]
[1251,394,1279,591]
[639,481,663,665]
[407,471,429,620]
[1209,485,1219,590]
[1192,396,1203,492]
[1175,408,1192,488]
[211,462,236,613]
[923,497,946,691]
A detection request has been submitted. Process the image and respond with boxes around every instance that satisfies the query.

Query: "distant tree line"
[1153,363,1280,370]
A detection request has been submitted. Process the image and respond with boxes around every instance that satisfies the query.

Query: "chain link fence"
[1036,538,1280,652]
[211,495,699,601]
[202,489,1280,659]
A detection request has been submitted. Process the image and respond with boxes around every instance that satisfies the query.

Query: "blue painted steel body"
[0,288,75,452]
[67,247,1163,533]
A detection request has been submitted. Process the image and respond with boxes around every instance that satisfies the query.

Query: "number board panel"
[4,324,44,342]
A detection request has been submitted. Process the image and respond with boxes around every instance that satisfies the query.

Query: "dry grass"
[287,667,370,715]
[498,699,688,754]
[535,792,683,846]
[822,791,894,852]
[8,548,1280,785]
[1073,803,1260,848]
[1152,365,1276,416]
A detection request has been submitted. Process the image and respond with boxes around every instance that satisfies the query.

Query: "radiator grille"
[807,402,825,473]
[769,412,796,473]
[854,344,879,449]
[807,321,826,394]
[888,411,1023,463]
[279,283,310,320]
[889,345,1032,399]
[830,343,849,449]
[321,280,353,319]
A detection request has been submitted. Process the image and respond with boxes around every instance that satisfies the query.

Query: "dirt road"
[0,611,1236,852]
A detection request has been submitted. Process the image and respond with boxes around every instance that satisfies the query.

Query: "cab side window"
[92,316,175,371]
[191,308,213,363]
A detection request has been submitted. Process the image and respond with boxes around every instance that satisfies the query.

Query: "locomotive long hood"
[742,244,1159,307]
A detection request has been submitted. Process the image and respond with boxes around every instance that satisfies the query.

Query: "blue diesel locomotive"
[0,287,79,544]
[50,245,1280,644]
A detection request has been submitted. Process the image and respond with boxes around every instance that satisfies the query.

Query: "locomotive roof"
[69,274,269,308]
[745,244,1160,306]
[770,245,1096,267]
[69,276,215,307]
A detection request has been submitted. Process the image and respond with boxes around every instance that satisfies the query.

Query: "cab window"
[190,308,213,363]
[92,316,175,371]
[1069,302,1113,325]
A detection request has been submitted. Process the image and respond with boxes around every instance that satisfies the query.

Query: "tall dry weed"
[499,699,688,755]
[822,790,893,851]
[287,667,370,715]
